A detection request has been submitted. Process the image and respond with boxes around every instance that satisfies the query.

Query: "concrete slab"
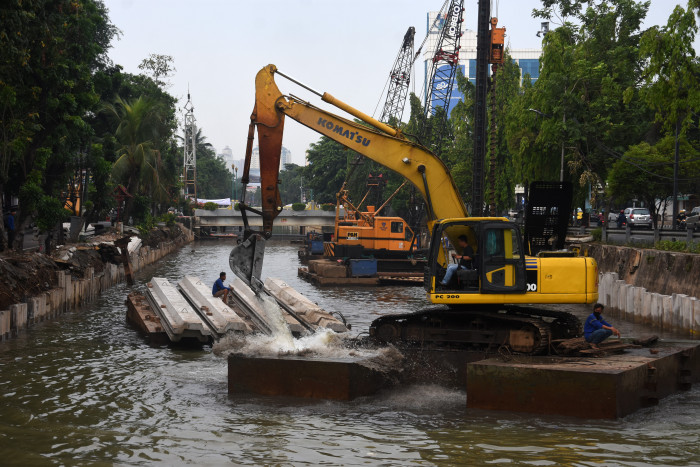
[146,277,213,343]
[264,277,348,333]
[228,354,389,400]
[126,292,169,345]
[178,275,252,335]
[229,277,305,336]
[466,342,700,419]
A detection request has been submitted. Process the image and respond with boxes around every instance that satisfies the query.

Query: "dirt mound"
[0,252,59,310]
[0,223,191,311]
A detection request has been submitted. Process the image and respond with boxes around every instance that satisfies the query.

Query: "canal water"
[1,242,699,465]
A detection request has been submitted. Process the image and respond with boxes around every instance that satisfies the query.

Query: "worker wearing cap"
[584,303,620,349]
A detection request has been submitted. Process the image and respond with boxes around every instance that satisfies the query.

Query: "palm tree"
[105,96,169,220]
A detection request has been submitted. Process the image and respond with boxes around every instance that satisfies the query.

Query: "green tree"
[188,128,232,199]
[303,136,352,204]
[0,0,117,247]
[639,2,700,134]
[528,0,652,210]
[608,135,700,228]
[487,53,522,214]
[138,54,176,88]
[279,163,304,205]
[105,96,169,220]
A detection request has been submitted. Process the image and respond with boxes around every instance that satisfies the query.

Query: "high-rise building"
[423,11,542,116]
[218,145,234,167]
[280,146,292,168]
[250,145,292,170]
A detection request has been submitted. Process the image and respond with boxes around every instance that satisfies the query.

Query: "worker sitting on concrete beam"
[212,272,233,302]
[584,303,621,349]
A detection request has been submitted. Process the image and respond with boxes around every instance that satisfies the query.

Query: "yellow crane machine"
[229,65,598,354]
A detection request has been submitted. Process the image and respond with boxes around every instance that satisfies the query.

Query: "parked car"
[686,206,700,231]
[623,207,652,229]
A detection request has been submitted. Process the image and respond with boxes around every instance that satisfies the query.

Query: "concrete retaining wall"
[598,271,700,336]
[584,244,700,298]
[0,226,194,342]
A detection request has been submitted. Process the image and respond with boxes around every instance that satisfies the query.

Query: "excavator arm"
[231,64,467,289]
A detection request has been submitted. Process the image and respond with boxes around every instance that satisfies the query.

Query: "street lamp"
[528,108,565,182]
[231,164,238,202]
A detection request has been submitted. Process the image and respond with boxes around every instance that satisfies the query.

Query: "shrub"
[158,212,176,227]
[291,202,306,211]
[321,203,335,211]
[234,203,241,211]
[137,212,155,235]
[203,202,218,211]
[591,227,602,242]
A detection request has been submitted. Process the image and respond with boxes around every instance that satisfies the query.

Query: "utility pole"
[672,118,679,230]
[183,90,197,203]
[471,0,490,216]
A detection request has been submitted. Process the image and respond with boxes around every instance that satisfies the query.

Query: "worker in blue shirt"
[212,271,232,302]
[6,210,16,250]
[584,303,620,348]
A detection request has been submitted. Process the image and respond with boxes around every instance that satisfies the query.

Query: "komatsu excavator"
[229,65,598,354]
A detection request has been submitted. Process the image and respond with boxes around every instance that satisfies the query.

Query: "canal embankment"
[582,243,700,335]
[0,224,194,341]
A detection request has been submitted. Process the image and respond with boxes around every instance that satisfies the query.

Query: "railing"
[567,225,699,246]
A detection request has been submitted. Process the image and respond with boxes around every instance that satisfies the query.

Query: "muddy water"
[1,242,699,465]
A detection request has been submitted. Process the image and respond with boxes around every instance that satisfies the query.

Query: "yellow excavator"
[229,64,598,354]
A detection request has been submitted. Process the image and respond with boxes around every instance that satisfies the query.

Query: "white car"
[623,207,652,229]
[686,206,700,231]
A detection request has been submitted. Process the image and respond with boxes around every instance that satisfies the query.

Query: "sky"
[104,0,695,167]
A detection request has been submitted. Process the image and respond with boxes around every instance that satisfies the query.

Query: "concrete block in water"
[693,299,700,336]
[177,275,252,335]
[146,277,213,343]
[625,287,637,320]
[467,343,700,419]
[228,354,388,400]
[650,293,663,327]
[10,303,27,336]
[674,294,689,331]
[0,309,10,340]
[633,287,645,323]
[618,284,631,314]
[663,296,674,330]
[264,278,348,333]
[27,296,46,323]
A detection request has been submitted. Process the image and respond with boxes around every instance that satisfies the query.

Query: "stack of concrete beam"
[146,277,213,343]
[178,275,252,335]
[599,271,700,335]
[265,278,348,332]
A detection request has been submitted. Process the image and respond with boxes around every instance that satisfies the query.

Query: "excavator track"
[369,305,581,355]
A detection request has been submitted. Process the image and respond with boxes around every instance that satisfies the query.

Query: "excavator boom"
[231,64,467,290]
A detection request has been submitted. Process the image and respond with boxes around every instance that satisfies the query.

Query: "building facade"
[423,11,542,116]
[249,145,292,170]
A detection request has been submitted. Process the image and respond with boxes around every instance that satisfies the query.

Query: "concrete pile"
[598,271,700,335]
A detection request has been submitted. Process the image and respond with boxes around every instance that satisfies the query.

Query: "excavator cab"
[427,219,527,295]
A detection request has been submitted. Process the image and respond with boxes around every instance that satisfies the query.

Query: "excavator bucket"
[229,233,266,292]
